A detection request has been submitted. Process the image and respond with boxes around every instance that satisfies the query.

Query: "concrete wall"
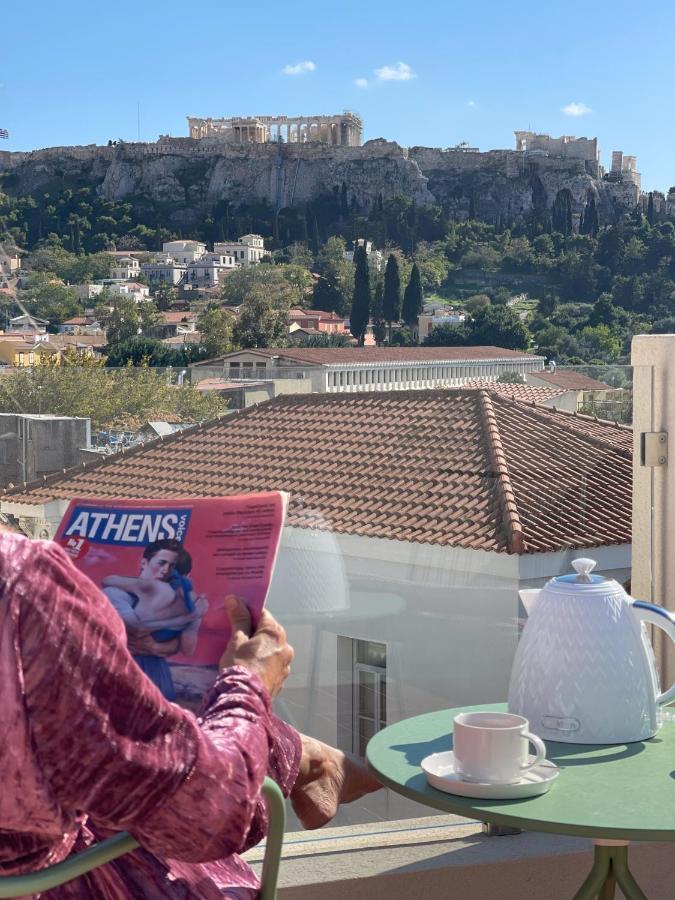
[0,415,90,488]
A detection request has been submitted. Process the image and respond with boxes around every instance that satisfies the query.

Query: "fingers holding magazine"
[221,597,294,698]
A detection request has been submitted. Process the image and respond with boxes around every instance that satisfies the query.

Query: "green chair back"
[0,776,285,899]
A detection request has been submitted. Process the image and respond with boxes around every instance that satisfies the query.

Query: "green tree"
[219,264,313,308]
[382,254,401,339]
[20,276,81,332]
[497,371,526,384]
[233,286,290,348]
[588,293,618,328]
[312,275,343,314]
[580,193,599,237]
[196,306,234,357]
[371,281,387,344]
[0,363,225,429]
[647,192,655,226]
[552,190,573,236]
[577,324,621,361]
[152,282,177,311]
[467,305,530,350]
[422,323,468,346]
[105,337,193,367]
[97,296,158,346]
[401,263,423,327]
[349,244,371,344]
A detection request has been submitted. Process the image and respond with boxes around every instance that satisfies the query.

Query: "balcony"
[0,336,672,898]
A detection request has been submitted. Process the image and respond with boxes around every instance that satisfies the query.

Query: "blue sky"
[2,0,673,190]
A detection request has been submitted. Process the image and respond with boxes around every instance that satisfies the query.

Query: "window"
[337,638,387,756]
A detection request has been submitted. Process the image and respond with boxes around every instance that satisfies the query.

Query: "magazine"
[54,492,288,709]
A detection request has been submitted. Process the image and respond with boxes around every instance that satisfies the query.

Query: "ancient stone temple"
[186,113,363,146]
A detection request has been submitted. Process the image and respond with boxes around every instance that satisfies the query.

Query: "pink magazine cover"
[54,492,288,709]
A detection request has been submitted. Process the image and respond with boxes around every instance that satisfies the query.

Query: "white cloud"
[562,101,592,117]
[355,77,369,89]
[282,60,316,76]
[467,100,476,108]
[374,61,415,82]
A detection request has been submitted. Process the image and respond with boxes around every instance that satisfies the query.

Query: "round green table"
[366,704,675,899]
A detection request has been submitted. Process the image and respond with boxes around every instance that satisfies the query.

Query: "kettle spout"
[519,589,541,616]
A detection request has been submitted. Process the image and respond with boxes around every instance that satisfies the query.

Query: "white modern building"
[186,252,237,286]
[110,256,141,280]
[214,234,266,266]
[140,259,187,285]
[161,240,207,264]
[190,346,545,393]
[107,282,151,303]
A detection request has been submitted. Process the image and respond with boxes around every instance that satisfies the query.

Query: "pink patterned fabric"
[0,532,301,898]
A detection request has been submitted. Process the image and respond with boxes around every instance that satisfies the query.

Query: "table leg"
[572,842,647,900]
[609,845,647,900]
[571,845,612,900]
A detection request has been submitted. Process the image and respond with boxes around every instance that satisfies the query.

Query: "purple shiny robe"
[0,532,301,898]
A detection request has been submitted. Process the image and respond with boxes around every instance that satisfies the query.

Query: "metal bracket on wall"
[641,432,668,467]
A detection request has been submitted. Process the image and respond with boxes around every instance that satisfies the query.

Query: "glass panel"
[358,669,377,718]
[356,639,387,668]
[357,716,376,757]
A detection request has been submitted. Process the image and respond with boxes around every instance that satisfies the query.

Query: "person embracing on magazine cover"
[102,538,208,700]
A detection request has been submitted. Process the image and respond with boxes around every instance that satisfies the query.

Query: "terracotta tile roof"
[460,380,567,403]
[160,311,197,324]
[530,370,614,391]
[2,391,631,555]
[191,346,543,368]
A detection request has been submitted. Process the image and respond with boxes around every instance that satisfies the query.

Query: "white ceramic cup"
[453,711,547,784]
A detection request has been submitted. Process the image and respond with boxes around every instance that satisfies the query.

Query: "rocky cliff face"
[0,138,639,227]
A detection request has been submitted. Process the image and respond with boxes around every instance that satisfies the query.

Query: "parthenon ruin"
[187,113,363,146]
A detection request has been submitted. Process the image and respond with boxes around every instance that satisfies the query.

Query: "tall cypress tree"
[350,244,371,345]
[586,194,599,237]
[372,281,386,344]
[340,181,349,218]
[382,253,401,342]
[402,263,423,328]
[647,192,655,226]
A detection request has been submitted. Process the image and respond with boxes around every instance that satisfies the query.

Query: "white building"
[214,234,266,266]
[0,254,21,277]
[7,314,48,334]
[140,259,187,286]
[190,346,545,393]
[110,256,141,281]
[186,253,237,286]
[344,238,383,273]
[74,283,105,302]
[162,240,207,264]
[107,282,151,303]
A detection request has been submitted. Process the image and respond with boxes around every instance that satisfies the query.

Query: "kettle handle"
[633,601,675,705]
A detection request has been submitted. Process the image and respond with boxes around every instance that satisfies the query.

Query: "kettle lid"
[552,558,607,586]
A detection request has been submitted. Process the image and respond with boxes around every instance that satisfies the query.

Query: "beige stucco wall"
[632,334,675,686]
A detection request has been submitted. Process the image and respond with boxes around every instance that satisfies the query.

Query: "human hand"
[219,596,293,698]
[194,594,209,617]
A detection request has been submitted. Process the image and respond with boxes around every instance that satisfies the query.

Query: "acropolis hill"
[0,115,644,228]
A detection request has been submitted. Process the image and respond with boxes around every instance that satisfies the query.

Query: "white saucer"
[421,751,560,800]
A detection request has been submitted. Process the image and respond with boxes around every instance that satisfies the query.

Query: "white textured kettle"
[508,558,675,744]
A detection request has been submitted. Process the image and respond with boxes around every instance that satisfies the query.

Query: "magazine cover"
[54,492,288,709]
